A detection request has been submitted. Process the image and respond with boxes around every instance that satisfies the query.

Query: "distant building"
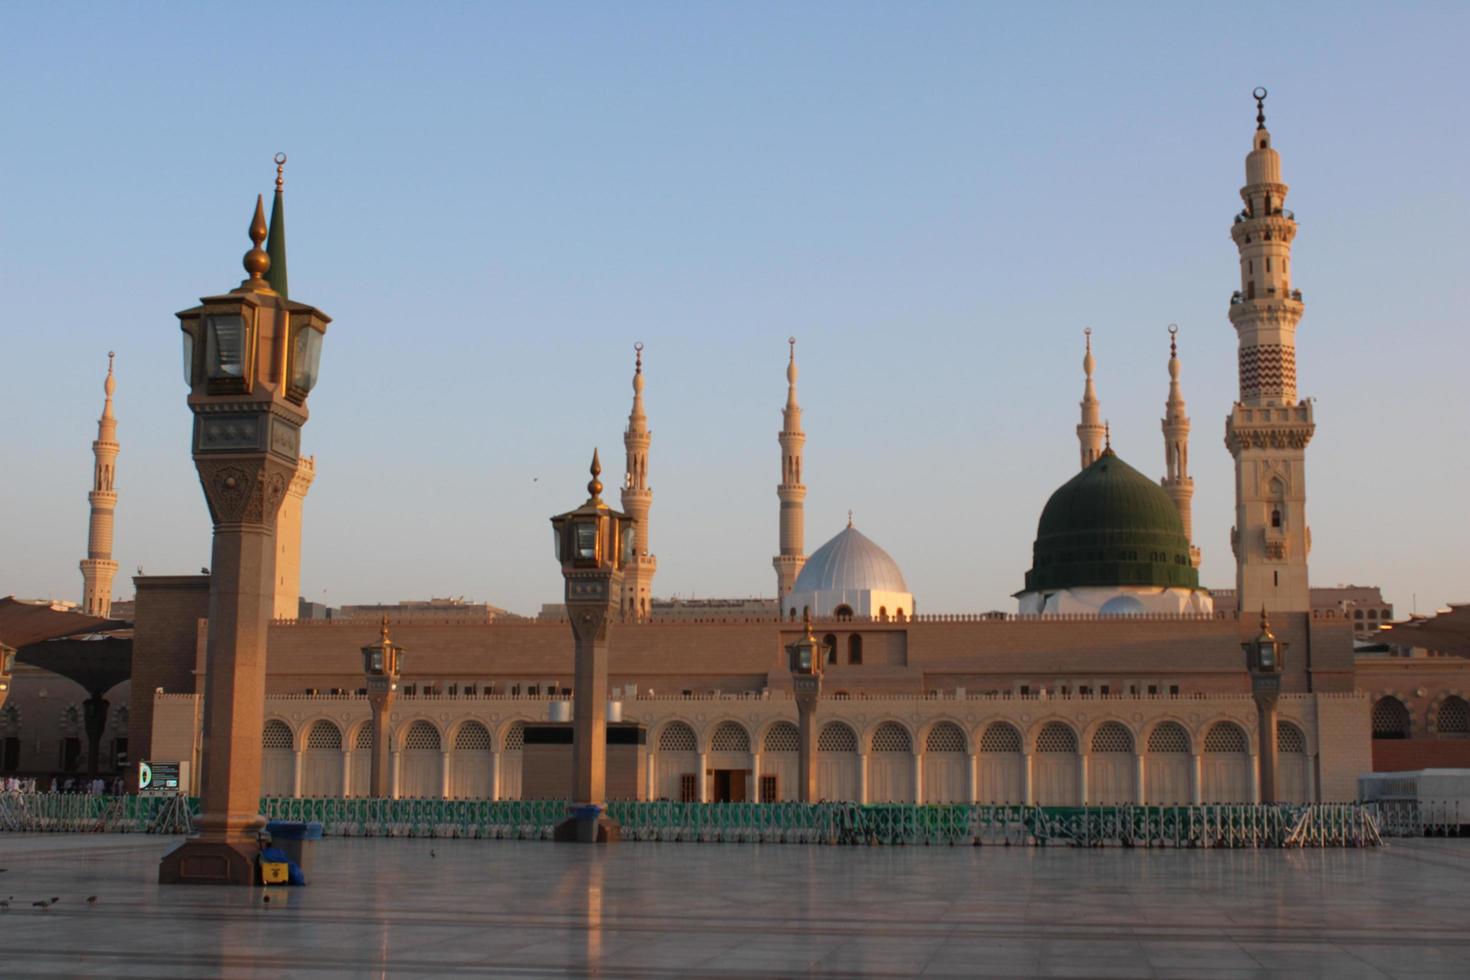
[335,598,514,625]
[1212,586,1393,638]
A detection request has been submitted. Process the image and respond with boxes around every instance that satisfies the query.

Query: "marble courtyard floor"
[0,834,1467,978]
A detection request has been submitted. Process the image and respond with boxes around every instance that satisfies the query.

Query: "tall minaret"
[1077,328,1104,469]
[80,352,120,618]
[264,154,316,620]
[773,337,807,606]
[620,343,656,620]
[1161,325,1200,567]
[1225,89,1314,613]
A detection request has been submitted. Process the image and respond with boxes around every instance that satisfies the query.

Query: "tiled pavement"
[0,833,1467,977]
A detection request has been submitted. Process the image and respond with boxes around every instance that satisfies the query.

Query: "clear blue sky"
[2,3,1466,616]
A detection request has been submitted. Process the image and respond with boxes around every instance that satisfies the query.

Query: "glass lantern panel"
[181,329,195,386]
[1259,644,1274,669]
[552,525,563,562]
[370,650,384,672]
[205,314,247,379]
[575,521,597,560]
[290,323,323,393]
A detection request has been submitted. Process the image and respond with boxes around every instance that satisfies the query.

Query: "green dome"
[1023,450,1200,593]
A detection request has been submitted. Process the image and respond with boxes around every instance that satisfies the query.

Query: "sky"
[2,3,1467,617]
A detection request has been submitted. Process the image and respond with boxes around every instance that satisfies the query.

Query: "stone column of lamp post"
[550,451,633,843]
[788,611,822,803]
[1244,609,1286,804]
[159,192,330,885]
[362,616,403,798]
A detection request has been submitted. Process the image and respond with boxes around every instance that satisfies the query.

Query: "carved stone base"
[554,813,621,844]
[158,839,259,886]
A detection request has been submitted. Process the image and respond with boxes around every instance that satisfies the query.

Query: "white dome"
[793,525,909,594]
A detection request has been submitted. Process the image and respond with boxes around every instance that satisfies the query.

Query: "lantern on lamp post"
[1244,609,1287,804]
[362,616,403,798]
[0,643,15,710]
[160,175,331,885]
[788,611,823,803]
[549,450,633,842]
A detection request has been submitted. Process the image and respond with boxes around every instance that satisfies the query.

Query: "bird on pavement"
[86,896,98,905]
[32,900,49,908]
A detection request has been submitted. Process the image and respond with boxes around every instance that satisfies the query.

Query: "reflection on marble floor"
[0,834,1468,977]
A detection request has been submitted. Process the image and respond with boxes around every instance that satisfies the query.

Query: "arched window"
[823,634,837,665]
[763,722,799,753]
[1271,509,1282,529]
[262,720,293,750]
[871,722,912,753]
[925,722,966,753]
[658,722,697,752]
[503,722,526,751]
[305,721,341,750]
[1035,722,1078,753]
[354,725,374,750]
[710,721,751,753]
[1354,609,1365,620]
[403,721,441,751]
[1090,722,1133,754]
[878,606,887,621]
[818,722,857,752]
[1372,697,1411,740]
[1436,696,1469,736]
[980,723,1022,753]
[1277,722,1306,753]
[1204,723,1247,753]
[1146,723,1189,753]
[848,634,863,666]
[454,722,492,751]
[834,604,853,621]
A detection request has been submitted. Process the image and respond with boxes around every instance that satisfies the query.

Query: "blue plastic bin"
[265,821,323,879]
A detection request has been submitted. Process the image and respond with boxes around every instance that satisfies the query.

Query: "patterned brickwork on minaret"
[1225,89,1314,613]
[273,455,315,620]
[1161,325,1200,567]
[773,338,807,606]
[1077,328,1104,469]
[620,344,656,621]
[80,352,120,618]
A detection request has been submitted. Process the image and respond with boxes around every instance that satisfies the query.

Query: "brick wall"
[127,576,209,786]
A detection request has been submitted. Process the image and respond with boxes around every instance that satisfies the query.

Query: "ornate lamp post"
[787,611,823,803]
[1244,609,1287,804]
[160,191,330,885]
[550,451,633,842]
[361,616,403,797]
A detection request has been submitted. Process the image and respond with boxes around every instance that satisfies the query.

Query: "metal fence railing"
[3,791,1431,847]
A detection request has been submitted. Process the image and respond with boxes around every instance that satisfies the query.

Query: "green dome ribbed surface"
[1023,451,1200,593]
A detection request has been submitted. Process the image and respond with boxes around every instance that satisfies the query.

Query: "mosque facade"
[6,94,1470,805]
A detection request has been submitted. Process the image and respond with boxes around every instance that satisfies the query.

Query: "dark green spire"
[265,152,288,298]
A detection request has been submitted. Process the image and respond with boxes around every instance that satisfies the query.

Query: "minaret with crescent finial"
[1077,328,1104,469]
[773,337,807,606]
[263,153,317,620]
[1161,325,1200,567]
[80,352,120,617]
[620,343,656,620]
[1226,88,1313,613]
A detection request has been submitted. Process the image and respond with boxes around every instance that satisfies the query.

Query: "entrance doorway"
[711,769,747,802]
